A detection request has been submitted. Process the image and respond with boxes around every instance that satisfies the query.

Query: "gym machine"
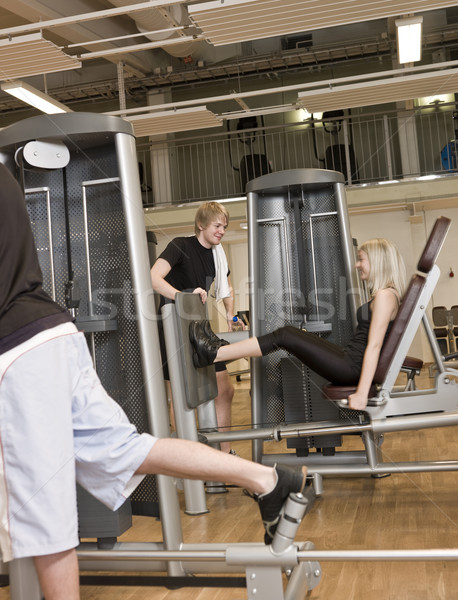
[200,198,458,488]
[0,113,319,600]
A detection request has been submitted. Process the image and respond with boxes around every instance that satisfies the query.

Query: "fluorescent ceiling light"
[1,81,71,114]
[300,108,313,120]
[396,16,423,64]
[426,94,452,105]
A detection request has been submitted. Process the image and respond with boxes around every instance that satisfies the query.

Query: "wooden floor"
[2,369,458,599]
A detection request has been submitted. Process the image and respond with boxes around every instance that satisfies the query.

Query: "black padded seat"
[323,383,376,401]
[401,355,424,392]
[434,327,448,337]
[322,216,451,409]
[323,356,423,402]
[402,356,423,371]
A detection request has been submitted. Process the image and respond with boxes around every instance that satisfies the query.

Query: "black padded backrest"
[373,275,424,383]
[373,217,451,384]
[417,216,451,273]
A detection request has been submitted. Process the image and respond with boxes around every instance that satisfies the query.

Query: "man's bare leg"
[136,437,276,495]
[136,437,309,544]
[214,370,234,454]
[34,549,79,600]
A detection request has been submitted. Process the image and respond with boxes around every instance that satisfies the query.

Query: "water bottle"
[231,316,244,331]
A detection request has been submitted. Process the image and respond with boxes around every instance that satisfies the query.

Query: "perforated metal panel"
[23,143,158,516]
[281,358,341,451]
[248,170,358,454]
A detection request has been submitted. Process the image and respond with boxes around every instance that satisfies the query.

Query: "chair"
[450,304,458,352]
[432,305,449,355]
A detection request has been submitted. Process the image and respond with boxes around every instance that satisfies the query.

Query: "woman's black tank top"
[344,300,394,372]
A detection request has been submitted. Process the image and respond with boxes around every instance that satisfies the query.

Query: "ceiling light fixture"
[189,0,435,47]
[1,81,71,114]
[109,59,458,120]
[126,106,221,137]
[396,16,423,64]
[0,33,81,79]
[297,68,458,113]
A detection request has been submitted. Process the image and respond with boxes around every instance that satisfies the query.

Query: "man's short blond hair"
[194,202,229,235]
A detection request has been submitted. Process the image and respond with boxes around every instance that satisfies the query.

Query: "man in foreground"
[0,163,307,599]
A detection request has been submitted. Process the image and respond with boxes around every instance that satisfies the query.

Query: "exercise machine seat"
[323,356,423,401]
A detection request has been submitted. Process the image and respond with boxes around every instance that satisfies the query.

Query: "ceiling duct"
[108,0,204,58]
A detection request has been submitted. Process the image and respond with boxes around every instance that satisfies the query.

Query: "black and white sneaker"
[251,465,309,545]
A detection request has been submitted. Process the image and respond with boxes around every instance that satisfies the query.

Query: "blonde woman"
[190,238,407,411]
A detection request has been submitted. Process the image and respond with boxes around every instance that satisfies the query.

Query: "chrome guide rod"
[80,177,122,305]
[114,132,184,577]
[80,178,120,365]
[25,187,56,301]
[309,211,338,321]
[257,217,294,321]
[77,547,458,563]
[335,182,359,329]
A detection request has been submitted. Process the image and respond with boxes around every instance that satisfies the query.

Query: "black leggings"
[257,326,360,385]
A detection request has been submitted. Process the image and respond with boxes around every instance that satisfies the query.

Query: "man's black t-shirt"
[158,236,216,309]
[157,235,231,378]
[0,164,71,354]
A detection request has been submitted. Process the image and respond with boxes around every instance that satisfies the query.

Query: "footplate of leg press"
[271,487,316,552]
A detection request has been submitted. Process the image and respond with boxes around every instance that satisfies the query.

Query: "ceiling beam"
[0,0,167,76]
[0,0,186,38]
[79,34,203,60]
[107,58,458,117]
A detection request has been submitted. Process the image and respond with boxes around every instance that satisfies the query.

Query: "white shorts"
[0,323,157,562]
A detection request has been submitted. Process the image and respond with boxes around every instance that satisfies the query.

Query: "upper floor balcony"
[138,101,458,208]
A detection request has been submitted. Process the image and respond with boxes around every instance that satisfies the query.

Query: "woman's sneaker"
[189,321,228,369]
[202,320,227,344]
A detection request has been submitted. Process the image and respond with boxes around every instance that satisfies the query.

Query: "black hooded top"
[0,163,71,354]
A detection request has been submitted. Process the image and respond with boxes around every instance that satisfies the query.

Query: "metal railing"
[137,103,458,206]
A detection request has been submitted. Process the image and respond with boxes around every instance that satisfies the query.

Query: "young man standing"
[151,202,241,453]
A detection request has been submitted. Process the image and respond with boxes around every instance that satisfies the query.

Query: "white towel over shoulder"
[212,244,231,302]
